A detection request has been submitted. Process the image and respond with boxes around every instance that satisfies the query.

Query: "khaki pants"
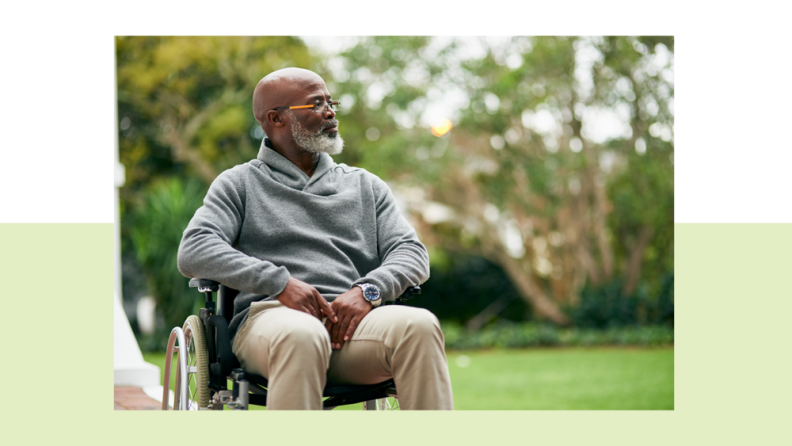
[231,301,454,410]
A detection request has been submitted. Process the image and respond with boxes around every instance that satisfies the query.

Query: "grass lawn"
[445,347,673,409]
[143,346,673,410]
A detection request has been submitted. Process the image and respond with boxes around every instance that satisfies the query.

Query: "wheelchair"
[162,278,420,410]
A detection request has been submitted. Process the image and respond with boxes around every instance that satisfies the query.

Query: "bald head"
[253,68,326,126]
[251,67,342,162]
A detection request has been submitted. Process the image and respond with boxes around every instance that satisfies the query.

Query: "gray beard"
[287,111,344,155]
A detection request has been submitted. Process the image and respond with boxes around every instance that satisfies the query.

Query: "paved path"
[114,386,162,410]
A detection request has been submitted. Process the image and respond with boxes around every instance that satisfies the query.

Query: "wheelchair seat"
[162,278,419,410]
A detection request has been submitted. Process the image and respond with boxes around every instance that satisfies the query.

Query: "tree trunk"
[593,181,614,280]
[465,294,514,331]
[164,126,219,185]
[494,251,570,325]
[622,225,654,295]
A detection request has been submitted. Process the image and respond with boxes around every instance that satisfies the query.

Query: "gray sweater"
[177,139,430,340]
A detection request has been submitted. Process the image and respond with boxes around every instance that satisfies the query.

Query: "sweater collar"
[257,138,335,190]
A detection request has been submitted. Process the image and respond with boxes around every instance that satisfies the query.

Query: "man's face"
[285,79,344,155]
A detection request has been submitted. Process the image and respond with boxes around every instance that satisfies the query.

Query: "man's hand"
[276,277,338,323]
[324,286,372,350]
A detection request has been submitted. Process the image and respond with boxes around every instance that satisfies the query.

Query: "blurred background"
[116,36,673,408]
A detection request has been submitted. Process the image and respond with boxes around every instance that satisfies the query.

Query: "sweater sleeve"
[177,168,290,297]
[352,176,430,302]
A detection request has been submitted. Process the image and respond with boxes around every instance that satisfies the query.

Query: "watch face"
[363,285,381,301]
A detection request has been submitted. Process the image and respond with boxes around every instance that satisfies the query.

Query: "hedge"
[441,321,673,350]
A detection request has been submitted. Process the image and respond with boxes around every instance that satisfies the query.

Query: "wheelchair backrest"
[219,285,240,324]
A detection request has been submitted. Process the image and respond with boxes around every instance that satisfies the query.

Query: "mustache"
[321,120,339,130]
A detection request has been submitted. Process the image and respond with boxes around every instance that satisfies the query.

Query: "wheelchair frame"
[162,279,420,410]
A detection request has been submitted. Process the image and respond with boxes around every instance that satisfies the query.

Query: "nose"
[323,103,336,119]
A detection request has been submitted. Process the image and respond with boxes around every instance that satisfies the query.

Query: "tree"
[117,36,314,189]
[325,36,674,325]
[117,36,674,331]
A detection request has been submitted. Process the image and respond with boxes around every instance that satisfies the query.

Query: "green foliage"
[409,251,673,329]
[118,36,674,332]
[117,36,314,192]
[128,176,207,330]
[406,253,530,324]
[441,321,673,350]
[570,273,674,328]
[135,330,172,353]
[117,36,315,330]
[324,36,674,324]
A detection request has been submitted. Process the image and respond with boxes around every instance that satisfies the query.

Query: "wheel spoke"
[187,332,196,407]
[176,315,210,410]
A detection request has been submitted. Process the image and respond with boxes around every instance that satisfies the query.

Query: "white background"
[0,1,789,223]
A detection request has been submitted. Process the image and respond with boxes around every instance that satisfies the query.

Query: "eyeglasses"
[272,100,340,113]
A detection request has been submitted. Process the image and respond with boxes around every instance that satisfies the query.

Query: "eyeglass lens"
[315,101,340,112]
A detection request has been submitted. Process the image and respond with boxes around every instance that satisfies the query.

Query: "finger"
[330,316,340,346]
[343,316,360,343]
[306,292,321,319]
[301,304,316,318]
[326,303,340,348]
[336,315,352,349]
[301,293,316,316]
[317,295,338,323]
[324,306,335,332]
[327,300,338,338]
[331,315,346,348]
[297,299,315,318]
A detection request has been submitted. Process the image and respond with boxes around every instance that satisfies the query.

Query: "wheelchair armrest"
[189,278,219,292]
[396,285,421,302]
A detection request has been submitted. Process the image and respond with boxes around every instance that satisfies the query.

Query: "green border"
[4,223,790,445]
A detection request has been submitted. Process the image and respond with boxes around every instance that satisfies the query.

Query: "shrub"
[441,321,673,350]
[569,273,674,328]
[129,176,208,332]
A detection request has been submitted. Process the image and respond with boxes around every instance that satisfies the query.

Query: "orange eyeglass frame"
[272,101,340,112]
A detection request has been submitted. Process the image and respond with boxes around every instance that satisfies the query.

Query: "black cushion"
[245,371,394,397]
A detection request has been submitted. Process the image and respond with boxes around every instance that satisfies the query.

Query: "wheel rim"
[184,325,199,410]
[162,329,179,410]
[175,315,210,410]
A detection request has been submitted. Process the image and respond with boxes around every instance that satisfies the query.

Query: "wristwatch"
[355,283,382,307]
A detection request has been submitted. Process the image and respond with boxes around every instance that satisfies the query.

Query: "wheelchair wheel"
[162,325,182,410]
[364,397,400,410]
[174,315,210,410]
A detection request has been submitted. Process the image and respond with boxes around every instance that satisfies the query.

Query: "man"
[177,67,454,410]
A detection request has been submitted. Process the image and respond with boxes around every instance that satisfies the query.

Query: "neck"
[266,138,320,177]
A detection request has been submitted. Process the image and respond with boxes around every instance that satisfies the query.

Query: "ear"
[266,110,286,128]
